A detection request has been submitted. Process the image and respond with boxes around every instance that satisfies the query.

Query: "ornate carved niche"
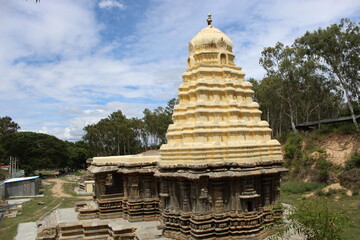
[196,177,211,213]
[187,56,195,69]
[219,53,227,65]
[211,180,225,213]
[179,180,191,212]
[239,179,260,212]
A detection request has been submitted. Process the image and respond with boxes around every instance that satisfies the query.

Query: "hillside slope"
[317,133,360,166]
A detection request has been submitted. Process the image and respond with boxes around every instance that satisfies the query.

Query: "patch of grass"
[0,184,61,240]
[281,181,326,194]
[74,171,86,177]
[62,182,81,197]
[0,182,86,240]
[281,190,360,239]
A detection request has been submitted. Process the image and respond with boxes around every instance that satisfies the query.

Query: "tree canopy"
[295,18,360,129]
[258,18,359,133]
[83,98,176,156]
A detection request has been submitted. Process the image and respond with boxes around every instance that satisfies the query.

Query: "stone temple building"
[38,15,287,240]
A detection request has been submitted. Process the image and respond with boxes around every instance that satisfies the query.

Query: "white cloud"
[1,0,359,141]
[98,0,126,9]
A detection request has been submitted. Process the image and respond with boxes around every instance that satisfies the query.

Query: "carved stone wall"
[78,18,287,240]
[159,174,282,239]
[80,171,160,222]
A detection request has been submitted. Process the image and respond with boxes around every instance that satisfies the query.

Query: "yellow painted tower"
[157,14,286,240]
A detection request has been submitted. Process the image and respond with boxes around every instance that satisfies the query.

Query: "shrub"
[317,159,332,182]
[339,168,360,190]
[283,133,303,167]
[281,181,326,194]
[316,122,358,135]
[345,152,360,170]
[287,199,350,240]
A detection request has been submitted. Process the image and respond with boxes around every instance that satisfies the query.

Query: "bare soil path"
[47,178,72,197]
[47,178,92,199]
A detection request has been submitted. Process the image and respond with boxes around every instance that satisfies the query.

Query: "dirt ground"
[47,178,91,199]
[318,133,360,166]
[47,178,72,197]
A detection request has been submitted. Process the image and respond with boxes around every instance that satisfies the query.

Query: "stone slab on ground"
[8,199,31,205]
[57,208,78,223]
[15,222,38,240]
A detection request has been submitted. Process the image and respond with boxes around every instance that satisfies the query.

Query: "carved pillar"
[128,175,139,200]
[123,176,128,197]
[159,179,168,212]
[142,175,152,198]
[169,180,179,211]
[95,174,107,198]
[263,178,271,206]
[274,174,281,203]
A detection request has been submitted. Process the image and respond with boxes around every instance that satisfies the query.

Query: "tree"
[143,98,176,148]
[0,116,20,142]
[260,42,305,132]
[259,39,343,134]
[83,110,141,156]
[4,132,68,175]
[0,116,20,161]
[65,140,92,170]
[295,18,360,129]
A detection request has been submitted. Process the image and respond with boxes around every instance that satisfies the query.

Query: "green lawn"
[0,183,84,240]
[280,185,360,239]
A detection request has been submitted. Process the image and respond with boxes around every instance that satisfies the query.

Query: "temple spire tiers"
[58,15,287,240]
[156,16,287,240]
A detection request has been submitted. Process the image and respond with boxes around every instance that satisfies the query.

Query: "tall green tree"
[0,116,20,142]
[295,18,360,129]
[83,110,141,156]
[143,98,176,148]
[260,42,304,132]
[4,132,68,175]
[0,116,20,161]
[65,140,92,170]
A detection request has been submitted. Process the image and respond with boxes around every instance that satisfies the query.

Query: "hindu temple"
[37,15,287,240]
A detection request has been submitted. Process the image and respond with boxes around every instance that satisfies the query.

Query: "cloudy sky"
[1,0,359,141]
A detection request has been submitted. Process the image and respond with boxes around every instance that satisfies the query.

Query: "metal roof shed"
[3,176,40,197]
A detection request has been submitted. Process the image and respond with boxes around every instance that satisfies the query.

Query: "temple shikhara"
[37,15,287,240]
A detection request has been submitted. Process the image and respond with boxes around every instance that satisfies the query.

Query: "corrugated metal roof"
[4,176,39,184]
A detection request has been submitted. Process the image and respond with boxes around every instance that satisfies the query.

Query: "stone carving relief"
[188,42,194,55]
[216,37,227,49]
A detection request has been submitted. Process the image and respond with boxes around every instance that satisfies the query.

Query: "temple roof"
[190,25,232,52]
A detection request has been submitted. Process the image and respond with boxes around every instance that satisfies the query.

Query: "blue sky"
[1,0,359,141]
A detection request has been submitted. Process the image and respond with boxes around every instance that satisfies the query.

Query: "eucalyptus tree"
[295,18,360,129]
[260,42,304,132]
[83,110,140,156]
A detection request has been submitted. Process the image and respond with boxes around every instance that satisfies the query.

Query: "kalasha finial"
[207,13,212,26]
